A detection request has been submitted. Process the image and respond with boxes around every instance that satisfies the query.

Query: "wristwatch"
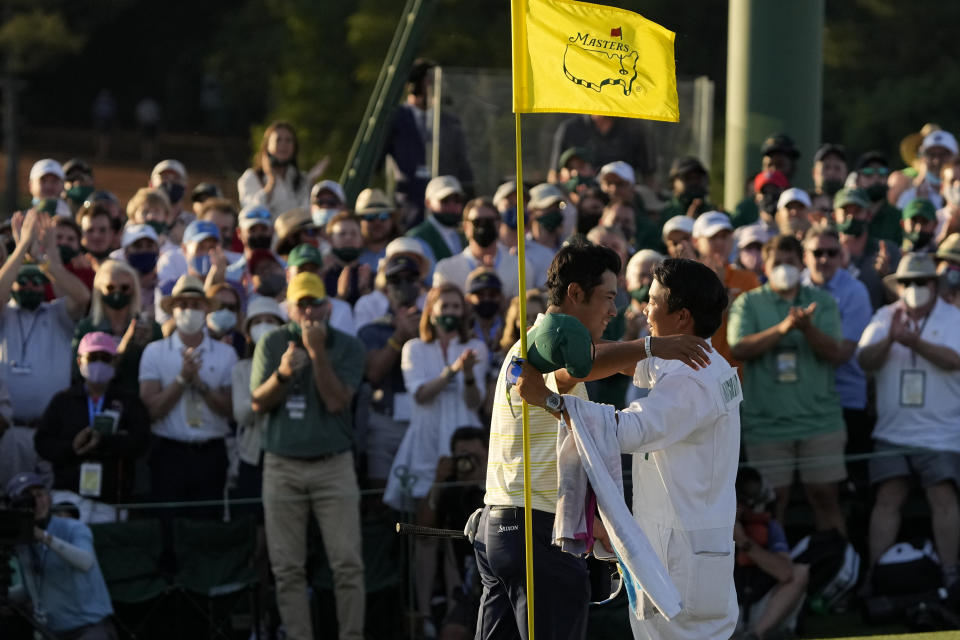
[544,392,565,413]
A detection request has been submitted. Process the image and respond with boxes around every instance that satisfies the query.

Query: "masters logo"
[563,27,654,97]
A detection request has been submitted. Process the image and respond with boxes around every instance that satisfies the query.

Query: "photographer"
[416,427,487,640]
[5,472,115,639]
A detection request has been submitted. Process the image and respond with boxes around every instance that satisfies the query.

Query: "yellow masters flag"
[511,0,679,122]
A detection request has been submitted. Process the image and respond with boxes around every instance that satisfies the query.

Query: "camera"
[453,453,479,475]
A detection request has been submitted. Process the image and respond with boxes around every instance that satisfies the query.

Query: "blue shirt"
[803,268,872,410]
[358,247,384,273]
[28,516,113,631]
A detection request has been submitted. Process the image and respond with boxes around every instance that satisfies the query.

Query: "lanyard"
[909,313,931,368]
[15,308,42,365]
[87,393,105,427]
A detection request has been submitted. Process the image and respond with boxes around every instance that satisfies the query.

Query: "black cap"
[761,133,800,159]
[669,156,708,180]
[384,255,421,278]
[467,270,503,293]
[62,158,92,178]
[855,150,889,171]
[813,144,846,164]
[191,182,222,203]
[87,189,119,205]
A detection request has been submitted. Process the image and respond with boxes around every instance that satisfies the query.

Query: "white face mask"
[768,264,800,292]
[174,307,206,334]
[249,322,275,345]
[903,284,932,309]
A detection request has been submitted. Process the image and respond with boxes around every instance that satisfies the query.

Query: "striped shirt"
[484,316,589,513]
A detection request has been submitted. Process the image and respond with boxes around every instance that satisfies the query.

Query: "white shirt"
[897,183,944,211]
[857,299,960,452]
[139,330,238,442]
[520,239,555,289]
[156,248,188,284]
[353,290,426,332]
[433,243,533,300]
[237,167,310,219]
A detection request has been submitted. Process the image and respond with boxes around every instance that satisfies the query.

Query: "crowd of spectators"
[2,112,960,640]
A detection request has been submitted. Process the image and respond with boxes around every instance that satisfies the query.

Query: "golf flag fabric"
[511,0,679,122]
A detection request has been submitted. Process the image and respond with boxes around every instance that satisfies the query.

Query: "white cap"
[239,205,274,231]
[737,225,771,249]
[493,181,518,205]
[920,130,959,156]
[692,211,733,239]
[310,179,346,204]
[625,249,665,291]
[661,215,694,240]
[425,175,464,203]
[383,236,432,278]
[598,161,635,185]
[121,223,160,249]
[29,159,65,182]
[528,183,566,210]
[150,159,187,183]
[777,187,812,210]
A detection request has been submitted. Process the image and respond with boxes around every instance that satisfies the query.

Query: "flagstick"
[513,110,536,640]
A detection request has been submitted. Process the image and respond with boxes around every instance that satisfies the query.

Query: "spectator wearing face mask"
[121,224,162,316]
[226,205,275,290]
[155,219,222,307]
[900,198,939,253]
[139,275,237,516]
[355,187,401,273]
[274,207,319,259]
[310,180,346,245]
[149,159,191,225]
[570,184,607,237]
[77,202,117,272]
[248,249,288,305]
[206,282,246,358]
[525,183,569,287]
[833,187,901,310]
[239,122,322,219]
[53,217,96,292]
[493,181,534,262]
[125,186,178,255]
[465,268,506,412]
[323,211,372,305]
[35,332,150,523]
[854,151,902,245]
[62,158,96,212]
[935,233,960,308]
[72,259,162,395]
[354,237,431,331]
[285,243,357,336]
[434,198,533,301]
[897,130,958,212]
[858,253,960,590]
[407,175,467,264]
[661,155,713,222]
[728,235,847,536]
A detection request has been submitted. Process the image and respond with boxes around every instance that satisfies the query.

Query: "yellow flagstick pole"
[513,111,536,640]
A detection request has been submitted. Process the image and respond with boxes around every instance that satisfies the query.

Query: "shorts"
[746,429,847,488]
[869,440,960,489]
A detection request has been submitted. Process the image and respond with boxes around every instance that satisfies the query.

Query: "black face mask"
[677,185,707,209]
[577,212,602,235]
[159,182,184,205]
[86,248,113,261]
[102,291,131,310]
[247,236,272,250]
[471,219,498,248]
[332,247,361,263]
[760,193,779,215]
[821,179,844,198]
[905,229,934,249]
[865,183,888,203]
[58,245,79,265]
[473,300,500,319]
[256,273,286,298]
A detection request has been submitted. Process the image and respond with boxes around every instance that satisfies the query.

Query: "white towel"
[557,395,683,620]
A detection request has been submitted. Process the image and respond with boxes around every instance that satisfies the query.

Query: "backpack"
[790,529,860,613]
[873,539,943,596]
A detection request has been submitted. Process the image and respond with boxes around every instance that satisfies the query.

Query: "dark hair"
[450,426,487,452]
[546,239,621,307]
[56,216,82,239]
[652,258,727,338]
[76,202,113,226]
[408,58,437,96]
[735,466,767,506]
[761,234,804,262]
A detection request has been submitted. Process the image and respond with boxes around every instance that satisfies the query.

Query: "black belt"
[294,449,349,463]
[155,435,225,451]
[13,418,40,429]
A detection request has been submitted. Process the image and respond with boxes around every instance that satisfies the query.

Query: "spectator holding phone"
[35,332,150,523]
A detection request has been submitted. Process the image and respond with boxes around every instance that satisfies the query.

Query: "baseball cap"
[63,158,92,178]
[777,188,812,210]
[384,255,422,278]
[183,219,220,245]
[528,183,566,210]
[813,144,846,164]
[754,170,790,192]
[383,237,432,278]
[121,224,160,250]
[526,313,594,378]
[598,161,635,185]
[191,182,222,203]
[467,269,502,294]
[494,180,519,205]
[274,208,313,240]
[661,215,694,240]
[834,188,870,209]
[29,159,65,182]
[239,206,274,231]
[425,175,464,203]
[558,147,592,169]
[248,249,281,275]
[311,180,346,204]
[692,211,733,239]
[855,151,889,171]
[902,198,937,222]
[936,233,960,264]
[761,133,800,159]
[919,130,959,156]
[355,188,393,214]
[78,331,119,356]
[17,264,49,285]
[151,159,187,182]
[6,472,45,500]
[669,156,707,180]
[286,243,323,268]
[287,272,327,303]
[737,225,771,250]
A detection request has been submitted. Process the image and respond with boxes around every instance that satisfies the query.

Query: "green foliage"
[0,10,84,74]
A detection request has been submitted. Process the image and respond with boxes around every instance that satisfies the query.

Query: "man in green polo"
[250,272,366,640]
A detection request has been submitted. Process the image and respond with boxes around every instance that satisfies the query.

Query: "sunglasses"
[84,352,113,364]
[296,297,327,310]
[17,276,46,287]
[360,212,391,222]
[900,278,932,287]
[812,248,840,258]
[859,167,890,177]
[314,199,340,208]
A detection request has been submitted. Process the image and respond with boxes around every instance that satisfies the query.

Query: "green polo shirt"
[250,322,365,458]
[727,284,844,444]
[869,202,903,245]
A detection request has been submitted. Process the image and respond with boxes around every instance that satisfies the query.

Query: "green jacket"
[405,219,464,263]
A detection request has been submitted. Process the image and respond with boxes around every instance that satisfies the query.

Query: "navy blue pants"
[474,505,589,640]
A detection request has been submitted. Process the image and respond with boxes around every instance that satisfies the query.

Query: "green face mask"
[836,217,866,237]
[332,247,361,263]
[65,185,95,206]
[821,179,844,198]
[434,314,461,332]
[630,285,650,303]
[102,291,131,310]
[59,245,79,265]
[865,183,888,203]
[146,220,169,236]
[536,209,564,232]
[677,186,707,209]
[434,212,461,228]
[13,288,44,311]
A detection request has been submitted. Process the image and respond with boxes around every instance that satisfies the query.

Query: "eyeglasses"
[16,276,46,287]
[812,248,840,258]
[84,352,113,364]
[296,298,326,310]
[859,167,890,177]
[900,278,932,287]
[360,212,392,222]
